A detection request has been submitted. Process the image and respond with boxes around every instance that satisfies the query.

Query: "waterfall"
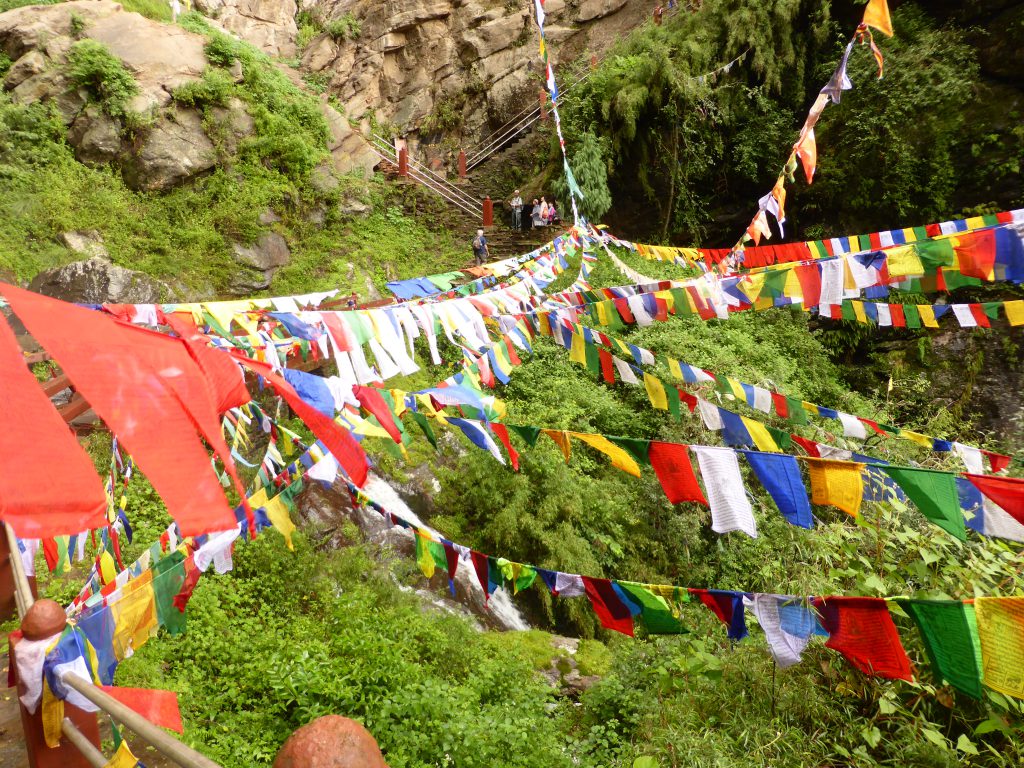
[362,475,530,631]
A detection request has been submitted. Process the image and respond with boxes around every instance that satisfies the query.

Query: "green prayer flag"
[670,288,692,315]
[903,304,922,329]
[616,582,687,635]
[841,301,857,322]
[584,339,602,376]
[916,240,955,270]
[762,269,789,298]
[785,396,808,425]
[508,425,542,448]
[608,436,651,464]
[897,599,983,699]
[666,385,682,421]
[881,466,966,540]
[766,425,793,450]
[152,551,188,635]
[411,411,437,449]
[942,271,983,290]
[983,302,1001,321]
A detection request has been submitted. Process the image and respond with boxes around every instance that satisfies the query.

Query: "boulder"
[273,716,387,768]
[194,0,299,57]
[28,256,168,304]
[121,108,217,191]
[67,106,124,166]
[230,232,291,292]
[3,49,45,89]
[576,0,630,23]
[58,230,108,259]
[208,96,257,154]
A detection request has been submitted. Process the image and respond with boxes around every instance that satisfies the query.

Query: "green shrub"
[172,67,235,109]
[66,40,138,118]
[325,12,361,41]
[119,0,173,22]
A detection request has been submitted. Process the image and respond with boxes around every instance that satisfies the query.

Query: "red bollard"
[458,150,467,179]
[539,90,548,121]
[10,600,101,768]
[482,196,493,227]
[398,146,408,177]
[590,53,598,71]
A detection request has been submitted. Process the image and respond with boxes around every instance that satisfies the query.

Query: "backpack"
[473,236,483,251]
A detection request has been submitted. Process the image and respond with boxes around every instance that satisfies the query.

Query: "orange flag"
[862,0,893,37]
[794,129,817,185]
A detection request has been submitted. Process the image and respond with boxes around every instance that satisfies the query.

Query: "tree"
[554,131,612,224]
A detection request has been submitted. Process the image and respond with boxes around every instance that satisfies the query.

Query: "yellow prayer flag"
[415,531,436,579]
[111,570,158,660]
[595,300,611,326]
[803,458,866,518]
[901,227,918,243]
[644,372,669,411]
[569,332,587,365]
[262,494,296,550]
[965,216,986,230]
[851,301,867,323]
[740,417,780,453]
[543,429,572,463]
[976,597,1024,699]
[666,358,684,381]
[571,432,642,477]
[726,378,745,400]
[885,245,925,278]
[918,305,938,328]
[737,273,766,302]
[862,0,894,36]
[1004,300,1024,327]
[103,741,142,768]
[900,430,933,449]
[658,289,675,314]
[41,682,63,748]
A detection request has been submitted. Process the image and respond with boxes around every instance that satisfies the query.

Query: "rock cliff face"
[183,0,646,154]
[0,1,225,190]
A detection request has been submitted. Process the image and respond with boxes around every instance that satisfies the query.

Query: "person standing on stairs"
[509,189,523,231]
[472,229,490,266]
[538,197,549,226]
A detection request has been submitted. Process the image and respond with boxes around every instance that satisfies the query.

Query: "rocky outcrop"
[0,1,249,190]
[298,0,650,159]
[195,0,299,57]
[230,232,292,291]
[28,255,169,304]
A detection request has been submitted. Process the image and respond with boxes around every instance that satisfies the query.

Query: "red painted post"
[398,146,408,177]
[458,150,467,179]
[590,53,598,71]
[539,90,548,121]
[482,196,493,227]
[10,600,101,768]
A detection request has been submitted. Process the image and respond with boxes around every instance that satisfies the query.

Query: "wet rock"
[67,106,124,166]
[208,96,256,155]
[58,230,108,259]
[273,715,388,768]
[28,256,168,304]
[3,50,45,89]
[195,0,300,58]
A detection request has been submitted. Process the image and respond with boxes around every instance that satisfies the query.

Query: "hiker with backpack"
[472,229,490,266]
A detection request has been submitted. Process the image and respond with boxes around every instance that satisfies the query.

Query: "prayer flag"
[572,433,641,477]
[648,442,707,505]
[692,446,758,538]
[583,576,635,636]
[897,600,983,699]
[97,686,183,732]
[975,597,1024,699]
[881,466,965,540]
[743,452,813,528]
[966,475,1024,526]
[812,597,913,681]
[804,458,865,517]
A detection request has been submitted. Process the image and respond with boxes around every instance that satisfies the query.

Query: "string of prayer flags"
[965,475,1024,526]
[818,299,1024,329]
[691,589,749,641]
[742,452,814,529]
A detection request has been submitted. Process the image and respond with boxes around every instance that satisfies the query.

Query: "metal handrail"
[4,522,223,768]
[366,135,482,218]
[364,142,480,218]
[368,133,480,208]
[464,70,592,171]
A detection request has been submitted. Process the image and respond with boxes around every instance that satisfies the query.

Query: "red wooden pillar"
[482,197,493,227]
[398,146,408,177]
[590,53,598,71]
[457,150,467,179]
[9,600,100,768]
[539,90,548,121]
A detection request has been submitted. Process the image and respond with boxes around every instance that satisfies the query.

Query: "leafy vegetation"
[66,40,139,118]
[325,12,361,42]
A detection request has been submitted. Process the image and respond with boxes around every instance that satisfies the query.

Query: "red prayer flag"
[582,576,635,637]
[966,474,1024,525]
[771,392,790,418]
[471,550,490,601]
[98,686,183,733]
[490,423,520,471]
[955,230,997,280]
[791,435,821,457]
[320,312,354,353]
[981,450,1011,474]
[3,284,238,537]
[889,304,906,328]
[811,596,913,681]
[598,347,616,385]
[648,442,707,505]
[795,264,821,308]
[352,385,403,444]
[969,304,991,328]
[0,310,106,537]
